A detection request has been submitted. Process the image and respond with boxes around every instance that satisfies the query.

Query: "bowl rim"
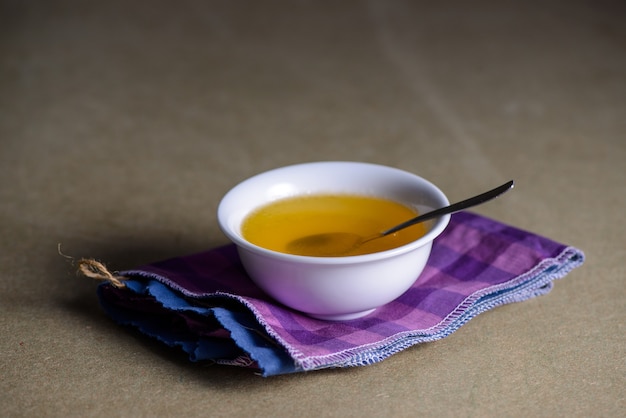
[217,161,451,265]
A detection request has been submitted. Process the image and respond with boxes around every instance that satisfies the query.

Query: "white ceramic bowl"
[217,161,450,321]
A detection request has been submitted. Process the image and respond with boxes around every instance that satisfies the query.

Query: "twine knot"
[59,244,127,288]
[76,258,127,288]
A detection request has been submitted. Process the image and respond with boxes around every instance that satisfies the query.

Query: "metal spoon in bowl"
[286,180,514,257]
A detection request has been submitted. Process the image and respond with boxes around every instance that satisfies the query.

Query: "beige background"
[1,1,624,417]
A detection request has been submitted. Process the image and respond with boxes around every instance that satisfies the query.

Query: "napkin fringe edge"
[119,245,584,373]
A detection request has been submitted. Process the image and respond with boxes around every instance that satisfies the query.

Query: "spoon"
[286,180,514,256]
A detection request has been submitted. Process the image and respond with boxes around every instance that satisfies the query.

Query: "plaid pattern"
[97,212,584,376]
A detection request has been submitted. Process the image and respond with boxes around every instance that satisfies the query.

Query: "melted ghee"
[241,194,426,257]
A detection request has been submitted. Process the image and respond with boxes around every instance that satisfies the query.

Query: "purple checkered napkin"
[96,212,584,376]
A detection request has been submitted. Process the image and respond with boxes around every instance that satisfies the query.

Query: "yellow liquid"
[242,194,426,257]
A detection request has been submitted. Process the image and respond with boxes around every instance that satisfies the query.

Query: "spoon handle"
[381,180,514,236]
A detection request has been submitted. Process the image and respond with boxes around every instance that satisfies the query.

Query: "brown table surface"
[2,1,624,417]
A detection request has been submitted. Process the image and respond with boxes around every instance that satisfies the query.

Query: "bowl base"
[307,308,376,321]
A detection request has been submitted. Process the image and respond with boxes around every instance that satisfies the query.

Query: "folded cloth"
[95,212,584,376]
